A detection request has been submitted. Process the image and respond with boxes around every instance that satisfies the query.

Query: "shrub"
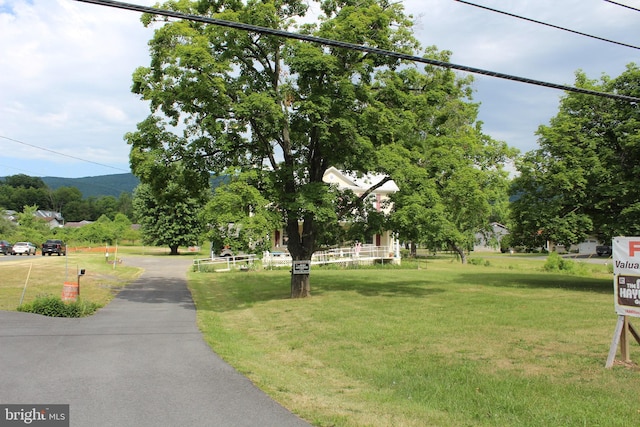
[543,252,589,276]
[17,295,102,317]
[544,252,563,271]
[469,257,491,267]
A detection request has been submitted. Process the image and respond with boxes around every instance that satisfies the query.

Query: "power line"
[455,0,640,51]
[603,0,640,13]
[73,0,640,103]
[0,135,130,173]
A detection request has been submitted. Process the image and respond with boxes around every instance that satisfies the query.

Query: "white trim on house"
[270,167,401,264]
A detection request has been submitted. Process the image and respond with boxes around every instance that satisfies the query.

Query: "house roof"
[35,210,64,221]
[323,166,399,193]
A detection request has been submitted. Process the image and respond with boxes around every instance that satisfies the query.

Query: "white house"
[35,210,64,228]
[269,167,401,262]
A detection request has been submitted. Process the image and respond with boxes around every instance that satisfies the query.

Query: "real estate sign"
[613,237,640,317]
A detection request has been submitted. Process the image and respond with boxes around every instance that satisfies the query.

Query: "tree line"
[0,174,134,222]
[0,174,139,247]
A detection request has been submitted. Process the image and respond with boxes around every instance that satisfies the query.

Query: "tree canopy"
[132,181,205,255]
[510,63,640,248]
[128,0,513,295]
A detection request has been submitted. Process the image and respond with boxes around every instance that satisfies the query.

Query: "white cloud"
[0,0,638,177]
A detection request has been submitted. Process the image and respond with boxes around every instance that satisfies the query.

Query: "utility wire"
[455,0,640,51]
[603,0,640,13]
[73,0,640,103]
[0,135,130,173]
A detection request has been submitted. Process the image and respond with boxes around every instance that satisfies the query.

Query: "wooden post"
[606,315,626,368]
[621,316,630,363]
[606,315,640,368]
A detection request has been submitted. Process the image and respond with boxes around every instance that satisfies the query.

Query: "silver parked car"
[11,242,37,256]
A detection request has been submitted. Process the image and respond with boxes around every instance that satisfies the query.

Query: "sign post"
[606,237,640,368]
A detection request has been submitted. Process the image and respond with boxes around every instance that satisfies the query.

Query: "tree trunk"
[410,241,417,258]
[291,274,311,298]
[169,245,179,255]
[452,244,467,264]
[286,215,315,298]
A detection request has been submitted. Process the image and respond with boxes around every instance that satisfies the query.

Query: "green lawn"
[188,255,638,427]
[0,249,144,310]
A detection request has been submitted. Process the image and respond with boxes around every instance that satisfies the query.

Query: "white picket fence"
[193,254,258,272]
[263,245,399,269]
[193,245,400,272]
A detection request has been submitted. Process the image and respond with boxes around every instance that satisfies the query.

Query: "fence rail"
[263,245,398,269]
[193,254,257,272]
[193,245,400,272]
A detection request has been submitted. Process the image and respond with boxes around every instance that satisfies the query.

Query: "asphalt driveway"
[0,256,311,427]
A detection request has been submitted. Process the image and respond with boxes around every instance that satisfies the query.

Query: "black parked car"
[0,240,12,255]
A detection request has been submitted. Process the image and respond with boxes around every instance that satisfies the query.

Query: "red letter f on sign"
[630,241,640,257]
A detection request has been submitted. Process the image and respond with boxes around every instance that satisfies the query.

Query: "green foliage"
[201,170,281,254]
[9,205,50,244]
[17,295,102,317]
[0,212,17,236]
[543,251,564,271]
[543,252,589,275]
[2,174,47,189]
[1,173,138,222]
[41,173,139,199]
[510,63,640,247]
[384,64,517,262]
[468,257,491,267]
[133,181,206,255]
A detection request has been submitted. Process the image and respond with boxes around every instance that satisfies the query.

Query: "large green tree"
[382,64,515,263]
[132,181,205,255]
[128,0,505,295]
[510,64,640,248]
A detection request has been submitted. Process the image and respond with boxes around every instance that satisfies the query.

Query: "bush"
[469,257,491,267]
[543,252,589,276]
[544,252,563,271]
[400,248,411,259]
[17,295,102,317]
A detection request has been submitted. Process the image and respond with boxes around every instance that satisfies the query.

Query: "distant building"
[35,210,64,229]
[2,209,64,229]
[3,210,17,223]
[474,222,509,252]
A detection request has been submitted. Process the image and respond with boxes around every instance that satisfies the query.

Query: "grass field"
[0,247,145,310]
[188,254,639,427]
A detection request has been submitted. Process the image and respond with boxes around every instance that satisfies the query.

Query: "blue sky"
[1,0,638,178]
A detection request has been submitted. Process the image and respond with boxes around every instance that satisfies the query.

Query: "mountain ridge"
[41,173,140,198]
